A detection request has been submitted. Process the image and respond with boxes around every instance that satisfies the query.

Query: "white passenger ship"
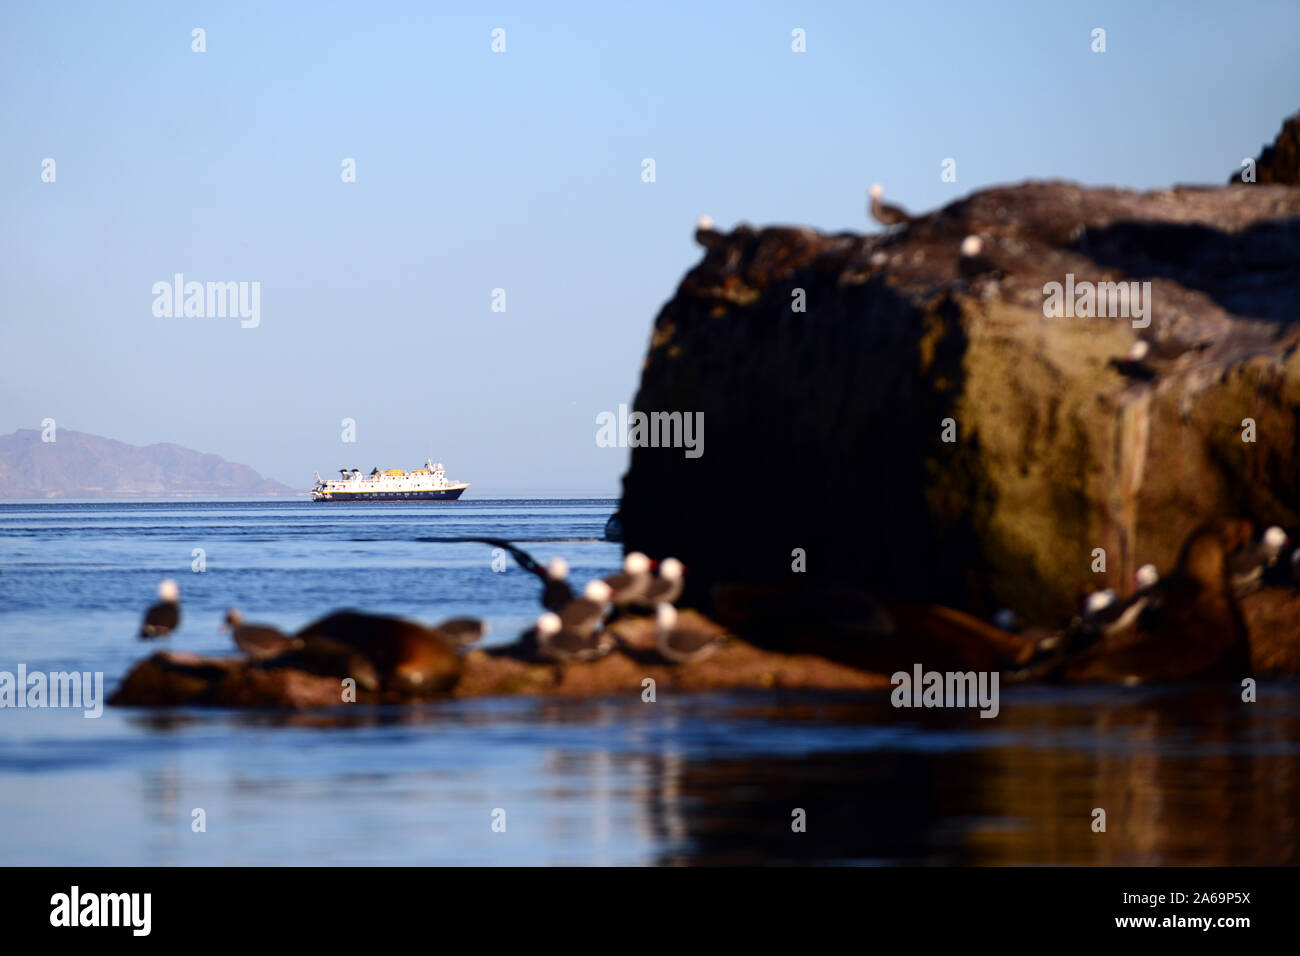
[311,459,469,502]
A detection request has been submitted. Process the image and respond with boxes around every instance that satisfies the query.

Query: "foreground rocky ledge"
[109,593,1300,710]
[109,611,889,710]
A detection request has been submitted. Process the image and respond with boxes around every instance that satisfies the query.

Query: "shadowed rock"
[621,116,1300,638]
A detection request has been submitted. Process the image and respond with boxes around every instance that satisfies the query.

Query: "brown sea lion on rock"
[291,610,462,695]
[1043,522,1252,684]
[710,581,1037,674]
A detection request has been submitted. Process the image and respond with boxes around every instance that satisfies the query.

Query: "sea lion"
[1051,522,1251,684]
[292,610,462,694]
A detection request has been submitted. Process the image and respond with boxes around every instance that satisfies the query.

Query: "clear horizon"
[3,1,1298,493]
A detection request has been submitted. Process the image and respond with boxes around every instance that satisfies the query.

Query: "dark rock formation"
[0,428,294,498]
[621,117,1300,639]
[1228,112,1300,185]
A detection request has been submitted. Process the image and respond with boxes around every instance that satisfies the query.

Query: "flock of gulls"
[136,538,715,691]
[696,185,993,287]
[1012,523,1299,683]
[133,520,1299,691]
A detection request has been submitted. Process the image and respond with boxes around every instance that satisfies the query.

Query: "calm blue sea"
[1,499,1298,865]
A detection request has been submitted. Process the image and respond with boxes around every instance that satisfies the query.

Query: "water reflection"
[9,684,1299,865]
[632,685,1300,865]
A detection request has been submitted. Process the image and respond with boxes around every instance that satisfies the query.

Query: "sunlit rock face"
[621,114,1300,629]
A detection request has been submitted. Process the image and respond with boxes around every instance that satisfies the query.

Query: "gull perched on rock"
[604,552,655,609]
[222,608,302,661]
[958,235,999,281]
[433,616,490,648]
[694,215,725,249]
[639,557,686,607]
[1110,340,1157,381]
[655,604,724,664]
[1047,523,1252,683]
[868,184,913,227]
[534,610,615,663]
[1230,526,1290,596]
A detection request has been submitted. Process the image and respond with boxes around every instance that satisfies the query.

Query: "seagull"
[1230,526,1290,596]
[534,611,614,663]
[640,557,686,607]
[1038,588,1136,658]
[655,604,724,663]
[462,538,574,611]
[539,558,575,612]
[604,552,654,609]
[1109,340,1157,381]
[221,608,302,661]
[434,616,490,648]
[1135,563,1160,592]
[694,215,725,250]
[868,184,913,227]
[957,235,998,281]
[558,580,613,636]
[1048,522,1251,683]
[139,579,181,639]
[1084,589,1118,621]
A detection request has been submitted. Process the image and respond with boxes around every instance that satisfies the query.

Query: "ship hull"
[312,486,468,503]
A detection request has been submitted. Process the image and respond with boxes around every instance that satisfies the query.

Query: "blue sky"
[2,1,1297,494]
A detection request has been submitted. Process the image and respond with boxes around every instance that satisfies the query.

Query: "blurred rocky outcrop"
[621,114,1300,633]
[109,613,892,709]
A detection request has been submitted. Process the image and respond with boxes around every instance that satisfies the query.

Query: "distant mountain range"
[0,429,296,498]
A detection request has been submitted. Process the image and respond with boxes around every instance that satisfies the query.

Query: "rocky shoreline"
[108,583,1300,710]
[110,610,889,710]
